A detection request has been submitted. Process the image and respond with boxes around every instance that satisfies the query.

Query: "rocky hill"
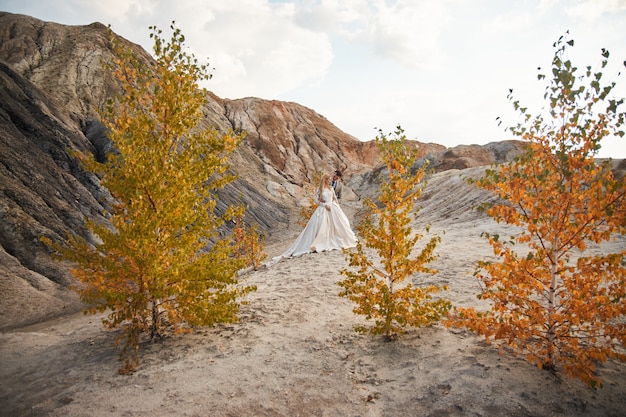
[0,12,528,330]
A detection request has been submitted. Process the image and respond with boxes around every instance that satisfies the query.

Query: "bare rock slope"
[0,12,526,329]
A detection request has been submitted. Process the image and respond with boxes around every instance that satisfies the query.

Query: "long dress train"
[268,187,357,265]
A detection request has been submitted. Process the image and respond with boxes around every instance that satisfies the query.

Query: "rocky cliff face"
[0,12,526,329]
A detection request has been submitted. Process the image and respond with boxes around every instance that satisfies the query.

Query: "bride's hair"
[318,173,330,199]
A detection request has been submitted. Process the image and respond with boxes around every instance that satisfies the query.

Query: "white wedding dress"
[269,187,357,264]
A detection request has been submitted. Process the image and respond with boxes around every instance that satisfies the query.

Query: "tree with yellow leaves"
[338,126,451,339]
[448,35,626,386]
[47,23,254,373]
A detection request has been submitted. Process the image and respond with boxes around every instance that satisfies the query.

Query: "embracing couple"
[268,169,356,265]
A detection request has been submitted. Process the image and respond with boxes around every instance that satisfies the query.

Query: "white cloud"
[342,0,451,69]
[82,0,334,99]
[293,0,370,32]
[187,2,334,98]
[566,0,626,20]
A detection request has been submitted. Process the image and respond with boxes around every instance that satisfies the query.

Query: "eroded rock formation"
[0,12,527,329]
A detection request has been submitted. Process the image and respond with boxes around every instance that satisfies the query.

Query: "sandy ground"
[1,173,625,417]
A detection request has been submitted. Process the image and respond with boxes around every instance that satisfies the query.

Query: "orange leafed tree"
[339,126,451,339]
[46,23,254,373]
[233,215,267,271]
[448,35,626,386]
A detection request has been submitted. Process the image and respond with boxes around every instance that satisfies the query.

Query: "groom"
[331,170,343,200]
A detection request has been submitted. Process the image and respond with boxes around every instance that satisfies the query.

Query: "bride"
[269,173,357,264]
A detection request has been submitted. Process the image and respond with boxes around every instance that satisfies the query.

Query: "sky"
[2,0,625,158]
